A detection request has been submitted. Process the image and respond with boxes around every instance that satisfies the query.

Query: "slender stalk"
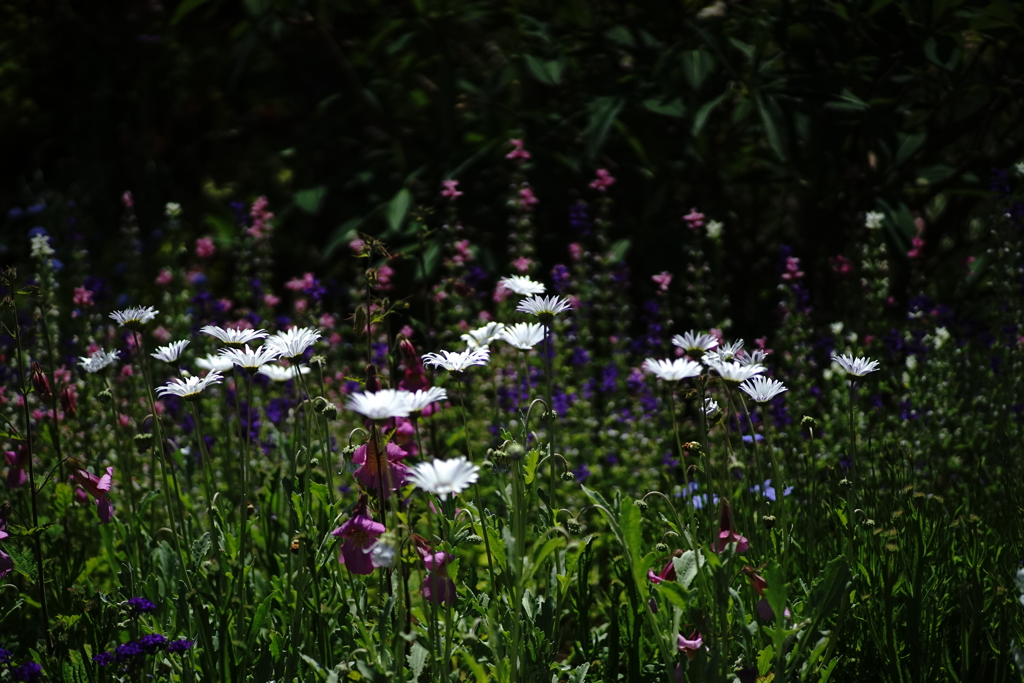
[237,373,255,658]
[9,301,52,650]
[455,375,497,601]
[542,323,557,525]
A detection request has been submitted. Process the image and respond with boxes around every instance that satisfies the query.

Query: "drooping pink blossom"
[331,495,385,575]
[440,179,463,200]
[195,237,216,258]
[512,256,532,273]
[652,271,672,294]
[569,243,584,261]
[506,138,531,162]
[678,631,704,660]
[907,236,925,259]
[683,208,705,229]
[417,541,456,606]
[5,446,28,489]
[712,499,748,554]
[73,286,94,307]
[831,254,852,275]
[352,440,410,493]
[0,518,12,579]
[589,168,617,192]
[74,466,115,524]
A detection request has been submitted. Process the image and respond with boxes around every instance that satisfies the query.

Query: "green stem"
[456,375,497,602]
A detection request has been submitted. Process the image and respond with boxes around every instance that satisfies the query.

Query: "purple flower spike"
[332,495,386,574]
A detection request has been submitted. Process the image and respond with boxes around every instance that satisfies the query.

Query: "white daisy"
[739,376,788,403]
[258,364,311,382]
[150,340,190,363]
[408,456,480,500]
[407,387,448,413]
[200,325,269,347]
[195,353,234,372]
[643,358,703,381]
[266,327,321,359]
[461,322,507,350]
[831,354,880,377]
[156,371,224,399]
[422,348,490,372]
[736,349,769,366]
[516,294,572,320]
[109,306,158,328]
[672,331,719,353]
[702,356,766,383]
[345,389,414,420]
[499,275,546,296]
[218,344,282,372]
[78,349,120,374]
[499,322,546,350]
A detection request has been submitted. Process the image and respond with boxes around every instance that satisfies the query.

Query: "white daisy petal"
[422,348,490,372]
[78,349,120,374]
[257,364,311,382]
[345,389,414,420]
[408,456,480,500]
[109,306,158,328]
[461,322,507,350]
[218,344,282,371]
[156,371,224,399]
[407,387,448,413]
[516,294,572,319]
[643,358,703,381]
[201,325,269,346]
[739,376,788,403]
[671,331,719,353]
[499,322,546,350]
[151,340,190,363]
[265,327,321,359]
[831,354,880,377]
[499,275,546,296]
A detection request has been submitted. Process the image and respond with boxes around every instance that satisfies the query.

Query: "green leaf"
[568,662,591,683]
[643,98,685,118]
[53,483,74,518]
[8,543,37,581]
[604,25,636,47]
[485,526,508,571]
[656,580,690,611]
[171,0,212,25]
[523,447,541,485]
[583,97,625,160]
[618,499,647,593]
[763,561,789,630]
[294,186,327,214]
[757,645,774,676]
[608,238,631,261]
[692,93,728,137]
[524,55,560,86]
[309,481,330,509]
[681,50,715,90]
[0,428,23,441]
[824,89,870,112]
[894,132,926,167]
[247,591,276,647]
[408,642,429,679]
[755,93,789,162]
[192,532,212,566]
[672,550,703,589]
[386,188,412,234]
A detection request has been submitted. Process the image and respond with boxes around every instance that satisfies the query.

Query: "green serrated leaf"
[523,448,541,485]
[619,499,646,593]
[569,662,591,683]
[757,645,774,676]
[309,481,330,509]
[485,526,507,571]
[192,532,212,566]
[673,550,703,589]
[656,580,689,611]
[8,543,37,581]
[408,642,429,679]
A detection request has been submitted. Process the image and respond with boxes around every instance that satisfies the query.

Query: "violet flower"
[74,466,114,524]
[332,495,385,575]
[5,446,27,489]
[352,441,410,493]
[712,499,748,554]
[418,543,456,606]
[0,518,13,579]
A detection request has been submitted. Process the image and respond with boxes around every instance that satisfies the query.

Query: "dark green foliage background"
[2,0,1023,325]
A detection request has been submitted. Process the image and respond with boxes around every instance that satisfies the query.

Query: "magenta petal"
[96,497,113,524]
[341,540,377,574]
[421,573,456,606]
[6,468,26,489]
[647,569,663,584]
[0,550,12,579]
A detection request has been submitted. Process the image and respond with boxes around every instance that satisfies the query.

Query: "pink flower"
[319,313,335,329]
[677,631,704,660]
[195,237,216,258]
[780,256,804,281]
[74,466,115,524]
[5,446,28,489]
[332,494,385,575]
[152,326,172,343]
[122,191,134,208]
[377,264,394,290]
[286,272,316,292]
[589,168,616,192]
[417,542,456,606]
[683,208,705,229]
[907,236,925,259]
[73,286,94,307]
[569,243,584,261]
[452,240,473,265]
[651,271,672,294]
[353,440,410,493]
[294,298,308,314]
[349,238,365,253]
[830,254,852,274]
[506,138,531,162]
[440,179,463,200]
[512,256,532,273]
[518,186,538,208]
[247,196,274,239]
[493,282,512,303]
[712,499,748,554]
[0,518,12,579]
[264,293,280,307]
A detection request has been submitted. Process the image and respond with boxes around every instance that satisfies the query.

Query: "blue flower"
[750,479,792,502]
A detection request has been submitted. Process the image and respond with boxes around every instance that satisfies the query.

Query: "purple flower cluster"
[128,596,157,615]
[94,635,194,670]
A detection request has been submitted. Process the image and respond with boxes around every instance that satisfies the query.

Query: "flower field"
[1,156,1024,683]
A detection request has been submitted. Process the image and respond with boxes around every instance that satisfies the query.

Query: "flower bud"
[634,499,649,513]
[365,364,381,393]
[61,386,77,416]
[97,388,113,404]
[560,471,576,481]
[134,433,153,450]
[31,362,51,401]
[801,416,817,429]
[655,542,669,553]
[762,515,777,530]
[506,442,526,460]
[465,534,483,545]
[565,519,582,535]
